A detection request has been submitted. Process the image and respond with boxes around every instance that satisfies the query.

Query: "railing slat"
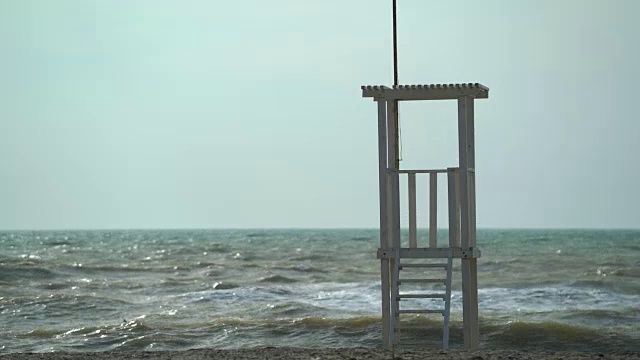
[429,173,437,248]
[408,173,417,248]
[448,169,460,248]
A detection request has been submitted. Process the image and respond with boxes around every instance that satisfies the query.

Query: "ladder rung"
[398,293,446,299]
[398,309,444,314]
[398,279,446,284]
[399,263,448,269]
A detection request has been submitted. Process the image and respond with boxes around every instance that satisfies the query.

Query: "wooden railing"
[387,168,472,249]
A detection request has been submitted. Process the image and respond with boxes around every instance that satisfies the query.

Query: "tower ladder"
[393,248,454,349]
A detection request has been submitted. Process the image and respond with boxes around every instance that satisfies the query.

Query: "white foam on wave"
[477,286,639,313]
[177,280,638,322]
[255,282,639,315]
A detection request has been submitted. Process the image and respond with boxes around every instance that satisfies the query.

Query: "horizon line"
[1,226,639,232]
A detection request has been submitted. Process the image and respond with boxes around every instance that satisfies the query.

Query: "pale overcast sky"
[1,0,639,230]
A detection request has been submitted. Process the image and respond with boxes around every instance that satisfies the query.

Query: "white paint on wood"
[447,168,460,248]
[442,249,454,349]
[470,172,477,247]
[458,97,472,350]
[386,175,393,248]
[462,258,480,349]
[457,97,471,250]
[385,99,401,348]
[408,173,417,248]
[362,83,489,101]
[466,95,477,249]
[461,259,472,348]
[380,259,391,349]
[466,97,479,349]
[458,96,479,350]
[393,169,448,174]
[454,171,461,248]
[376,99,389,250]
[377,247,480,259]
[468,258,480,349]
[375,100,391,349]
[429,173,437,248]
[386,100,401,250]
[391,254,400,347]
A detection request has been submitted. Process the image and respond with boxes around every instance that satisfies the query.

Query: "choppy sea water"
[0,229,638,354]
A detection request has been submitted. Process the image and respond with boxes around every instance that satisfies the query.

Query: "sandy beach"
[3,348,639,360]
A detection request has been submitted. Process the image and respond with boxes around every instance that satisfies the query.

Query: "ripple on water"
[259,275,298,284]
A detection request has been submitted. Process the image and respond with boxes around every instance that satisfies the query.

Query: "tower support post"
[375,99,391,350]
[458,96,479,349]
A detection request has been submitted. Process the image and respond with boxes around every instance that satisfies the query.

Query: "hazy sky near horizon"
[1,0,639,230]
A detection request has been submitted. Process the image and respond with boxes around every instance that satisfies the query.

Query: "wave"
[568,279,639,295]
[161,277,201,286]
[18,318,153,340]
[620,244,640,251]
[8,314,640,353]
[43,240,73,247]
[290,255,337,262]
[557,308,640,327]
[293,316,381,329]
[212,281,240,289]
[271,265,328,274]
[246,233,269,238]
[204,242,230,253]
[523,236,552,242]
[204,315,381,330]
[608,267,640,277]
[1,292,135,310]
[482,320,640,351]
[259,275,298,283]
[349,236,373,242]
[60,264,191,273]
[267,302,328,316]
[0,266,61,281]
[112,333,197,352]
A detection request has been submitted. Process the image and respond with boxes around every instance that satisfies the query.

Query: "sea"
[0,229,638,354]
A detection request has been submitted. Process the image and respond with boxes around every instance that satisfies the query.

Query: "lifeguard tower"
[361,83,489,350]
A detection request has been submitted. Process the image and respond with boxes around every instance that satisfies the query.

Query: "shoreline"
[2,348,639,360]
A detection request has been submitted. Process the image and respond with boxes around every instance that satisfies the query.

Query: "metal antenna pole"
[392,0,400,168]
[393,0,399,87]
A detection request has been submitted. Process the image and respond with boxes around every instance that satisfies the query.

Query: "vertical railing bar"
[454,169,461,248]
[386,173,394,248]
[408,172,417,248]
[447,168,457,248]
[429,172,437,248]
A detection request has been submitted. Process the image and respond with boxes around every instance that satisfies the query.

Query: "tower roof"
[361,83,489,101]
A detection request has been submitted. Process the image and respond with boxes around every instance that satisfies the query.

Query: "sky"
[1,0,639,230]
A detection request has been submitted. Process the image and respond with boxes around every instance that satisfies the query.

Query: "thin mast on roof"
[393,0,398,88]
[392,0,400,168]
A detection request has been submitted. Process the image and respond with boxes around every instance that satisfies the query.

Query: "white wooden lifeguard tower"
[361,83,489,350]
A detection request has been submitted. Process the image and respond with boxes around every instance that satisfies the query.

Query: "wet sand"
[2,348,639,360]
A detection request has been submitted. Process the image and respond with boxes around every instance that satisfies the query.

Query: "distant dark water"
[0,229,638,353]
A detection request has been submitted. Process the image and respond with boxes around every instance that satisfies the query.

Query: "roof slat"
[362,83,489,101]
